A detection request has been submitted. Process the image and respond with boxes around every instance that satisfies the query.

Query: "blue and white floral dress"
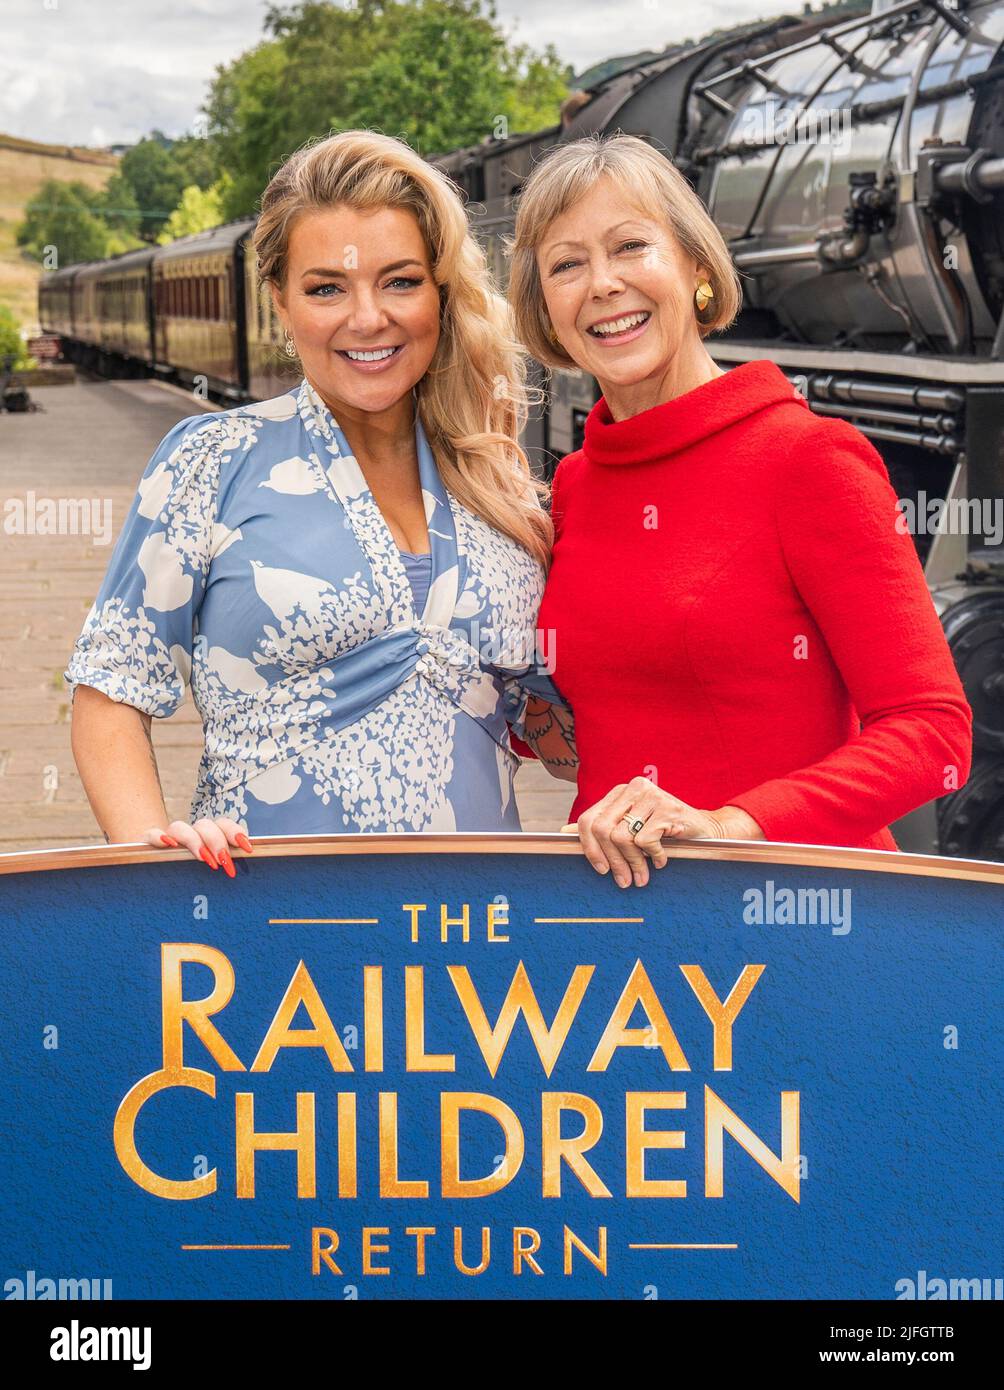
[63,377,563,834]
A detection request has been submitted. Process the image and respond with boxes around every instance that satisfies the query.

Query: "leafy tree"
[170,134,220,193]
[119,135,205,241]
[341,1,523,154]
[16,181,111,266]
[92,172,143,245]
[503,42,574,137]
[157,181,226,243]
[204,0,572,219]
[202,39,301,220]
[0,304,33,367]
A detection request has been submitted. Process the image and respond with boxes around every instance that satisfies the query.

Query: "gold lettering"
[235,1091,316,1198]
[251,961,353,1072]
[705,1085,800,1202]
[114,1067,216,1199]
[626,1091,687,1197]
[441,1092,524,1197]
[405,966,455,1071]
[541,1092,612,1197]
[379,1092,429,1197]
[588,960,690,1072]
[161,943,244,1071]
[680,964,764,1070]
[448,961,593,1078]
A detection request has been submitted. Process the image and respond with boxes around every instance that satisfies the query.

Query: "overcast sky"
[1,0,785,147]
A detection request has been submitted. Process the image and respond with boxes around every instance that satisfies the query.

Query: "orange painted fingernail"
[218,850,236,879]
[235,833,254,853]
[199,847,219,870]
[160,834,179,848]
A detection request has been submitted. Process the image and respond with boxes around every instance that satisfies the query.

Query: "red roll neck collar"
[582,359,808,466]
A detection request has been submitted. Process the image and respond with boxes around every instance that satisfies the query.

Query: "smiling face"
[536,174,711,405]
[271,203,442,421]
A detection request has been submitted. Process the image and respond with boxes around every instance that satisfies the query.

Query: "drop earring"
[284,331,297,358]
[694,280,714,313]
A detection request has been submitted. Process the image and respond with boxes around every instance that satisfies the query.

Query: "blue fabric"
[399,549,432,617]
[64,377,570,834]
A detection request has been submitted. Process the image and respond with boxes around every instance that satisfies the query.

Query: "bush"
[0,304,34,369]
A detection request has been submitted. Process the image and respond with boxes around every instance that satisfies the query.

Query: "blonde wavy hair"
[505,133,743,370]
[253,129,552,568]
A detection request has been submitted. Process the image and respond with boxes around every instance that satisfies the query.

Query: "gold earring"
[284,330,297,359]
[695,280,714,313]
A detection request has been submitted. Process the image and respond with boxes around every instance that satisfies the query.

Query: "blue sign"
[1,837,1001,1301]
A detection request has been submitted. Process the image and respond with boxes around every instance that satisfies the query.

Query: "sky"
[0,0,788,148]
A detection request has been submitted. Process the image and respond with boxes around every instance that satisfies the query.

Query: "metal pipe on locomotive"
[39,0,1004,859]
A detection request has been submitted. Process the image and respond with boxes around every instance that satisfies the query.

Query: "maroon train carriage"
[36,263,78,342]
[150,219,253,400]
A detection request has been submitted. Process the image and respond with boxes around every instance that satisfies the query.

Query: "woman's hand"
[142,817,254,878]
[561,776,764,887]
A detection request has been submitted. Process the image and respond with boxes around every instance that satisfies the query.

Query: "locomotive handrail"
[694,0,960,98]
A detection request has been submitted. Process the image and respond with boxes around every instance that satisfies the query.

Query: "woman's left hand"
[561,776,764,887]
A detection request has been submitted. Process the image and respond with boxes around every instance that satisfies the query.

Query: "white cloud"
[0,0,782,147]
[0,0,271,144]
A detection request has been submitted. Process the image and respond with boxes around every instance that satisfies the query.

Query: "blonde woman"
[506,134,971,888]
[65,130,575,872]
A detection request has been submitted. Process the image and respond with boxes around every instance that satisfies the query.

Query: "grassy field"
[0,134,118,333]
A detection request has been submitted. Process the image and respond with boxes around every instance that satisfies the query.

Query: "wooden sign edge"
[2,832,1004,886]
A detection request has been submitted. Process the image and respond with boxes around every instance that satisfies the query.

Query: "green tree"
[202,38,301,220]
[119,134,200,241]
[0,305,35,368]
[204,0,571,219]
[93,172,143,246]
[170,134,220,192]
[342,0,519,154]
[503,42,574,137]
[157,181,226,243]
[16,181,111,267]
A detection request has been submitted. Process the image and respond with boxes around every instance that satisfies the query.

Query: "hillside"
[0,133,119,332]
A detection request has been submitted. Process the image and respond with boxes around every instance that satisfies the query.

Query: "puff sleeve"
[63,413,226,719]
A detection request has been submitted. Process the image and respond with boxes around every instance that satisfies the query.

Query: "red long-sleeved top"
[538,359,973,850]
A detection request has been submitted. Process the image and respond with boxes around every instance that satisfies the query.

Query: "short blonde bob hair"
[506,133,742,370]
[253,130,551,568]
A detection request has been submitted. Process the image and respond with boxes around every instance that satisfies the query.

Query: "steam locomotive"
[39,0,1004,858]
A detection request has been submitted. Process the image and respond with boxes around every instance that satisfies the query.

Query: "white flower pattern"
[64,377,564,834]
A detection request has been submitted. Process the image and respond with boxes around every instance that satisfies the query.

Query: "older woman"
[64,130,574,872]
[506,133,972,889]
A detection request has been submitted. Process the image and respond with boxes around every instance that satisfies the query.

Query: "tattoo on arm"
[521,697,579,780]
[138,713,165,799]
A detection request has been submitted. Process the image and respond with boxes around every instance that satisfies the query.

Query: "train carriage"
[150,219,253,398]
[36,264,78,341]
[243,241,300,402]
[91,246,156,366]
